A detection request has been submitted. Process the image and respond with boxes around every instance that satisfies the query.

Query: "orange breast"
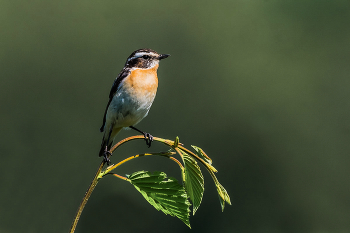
[125,64,159,98]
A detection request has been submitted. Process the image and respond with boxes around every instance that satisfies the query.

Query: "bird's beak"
[158,54,170,60]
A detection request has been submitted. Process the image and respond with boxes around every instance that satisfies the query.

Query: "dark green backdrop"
[1,1,350,232]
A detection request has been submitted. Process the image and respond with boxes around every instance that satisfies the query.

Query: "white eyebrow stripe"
[127,52,157,62]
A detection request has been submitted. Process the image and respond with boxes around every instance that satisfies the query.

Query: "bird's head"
[125,48,170,69]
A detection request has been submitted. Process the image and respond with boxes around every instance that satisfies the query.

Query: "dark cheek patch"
[134,59,150,69]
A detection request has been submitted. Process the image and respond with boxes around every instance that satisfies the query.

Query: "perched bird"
[99,48,170,162]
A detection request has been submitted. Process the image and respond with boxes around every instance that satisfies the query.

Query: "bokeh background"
[1,1,350,232]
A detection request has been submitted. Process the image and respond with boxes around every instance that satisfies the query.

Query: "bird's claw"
[144,133,153,148]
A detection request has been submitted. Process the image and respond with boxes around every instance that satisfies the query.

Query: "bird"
[99,48,170,163]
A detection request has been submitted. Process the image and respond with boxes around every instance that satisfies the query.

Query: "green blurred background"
[1,0,350,232]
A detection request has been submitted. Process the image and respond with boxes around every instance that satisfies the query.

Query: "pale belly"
[105,84,157,129]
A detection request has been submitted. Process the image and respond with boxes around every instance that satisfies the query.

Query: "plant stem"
[110,135,179,153]
[112,173,130,181]
[101,151,179,177]
[69,161,105,233]
[69,135,181,233]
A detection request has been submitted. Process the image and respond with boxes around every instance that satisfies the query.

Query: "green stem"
[110,135,180,153]
[69,161,105,233]
[112,173,130,181]
[100,151,181,178]
[111,135,216,176]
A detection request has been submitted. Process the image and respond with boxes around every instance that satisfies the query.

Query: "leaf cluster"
[102,136,231,227]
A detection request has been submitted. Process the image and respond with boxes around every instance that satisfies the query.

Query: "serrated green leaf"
[178,149,204,215]
[128,171,191,228]
[191,145,218,172]
[216,182,231,211]
[191,145,212,164]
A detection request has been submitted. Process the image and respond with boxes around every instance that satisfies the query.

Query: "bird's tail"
[99,127,123,157]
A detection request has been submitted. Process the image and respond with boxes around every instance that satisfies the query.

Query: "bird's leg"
[103,147,112,165]
[129,126,153,147]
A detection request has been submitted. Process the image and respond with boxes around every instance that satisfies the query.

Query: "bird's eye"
[142,55,150,59]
